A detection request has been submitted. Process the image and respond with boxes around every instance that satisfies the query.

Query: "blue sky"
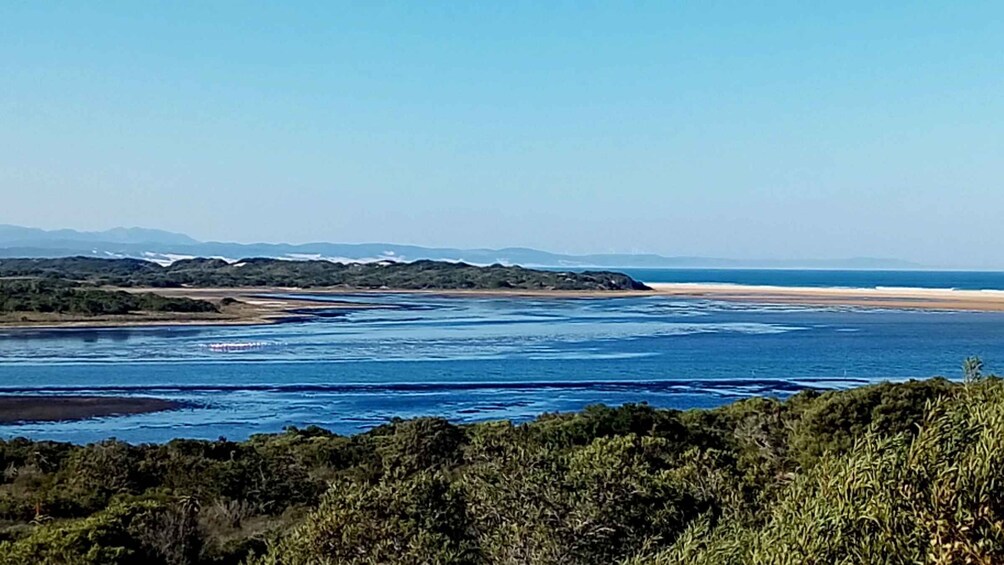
[2,2,1002,267]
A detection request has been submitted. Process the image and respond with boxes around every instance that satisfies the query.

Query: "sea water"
[619,268,1004,290]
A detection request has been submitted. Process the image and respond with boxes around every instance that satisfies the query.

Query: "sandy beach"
[649,283,1004,312]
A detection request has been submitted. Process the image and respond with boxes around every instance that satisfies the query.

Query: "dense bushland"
[0,279,218,315]
[0,364,998,564]
[0,257,650,291]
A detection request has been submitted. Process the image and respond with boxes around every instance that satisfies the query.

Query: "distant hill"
[0,224,199,246]
[0,224,925,270]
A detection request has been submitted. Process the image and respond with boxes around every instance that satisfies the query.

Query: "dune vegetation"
[0,361,998,564]
[0,279,218,316]
[0,257,650,291]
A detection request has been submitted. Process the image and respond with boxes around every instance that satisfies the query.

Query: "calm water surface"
[0,291,1001,443]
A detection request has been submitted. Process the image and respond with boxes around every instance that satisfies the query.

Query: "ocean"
[1,270,1003,443]
[619,268,1004,290]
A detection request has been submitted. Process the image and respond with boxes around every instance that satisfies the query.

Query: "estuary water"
[1,289,1002,443]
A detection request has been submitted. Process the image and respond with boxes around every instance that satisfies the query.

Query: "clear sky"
[2,2,1002,267]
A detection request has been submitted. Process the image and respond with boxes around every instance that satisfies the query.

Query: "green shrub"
[253,472,476,565]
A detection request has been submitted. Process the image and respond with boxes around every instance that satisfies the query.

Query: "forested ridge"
[0,363,999,564]
[0,257,650,291]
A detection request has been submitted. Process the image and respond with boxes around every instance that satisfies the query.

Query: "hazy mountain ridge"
[0,224,199,246]
[0,224,925,269]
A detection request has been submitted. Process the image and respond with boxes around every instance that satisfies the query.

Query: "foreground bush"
[0,500,200,565]
[629,379,1004,564]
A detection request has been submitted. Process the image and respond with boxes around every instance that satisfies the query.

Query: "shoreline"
[0,395,182,424]
[0,288,373,330]
[4,282,1004,331]
[0,286,649,330]
[648,283,1004,312]
[105,283,1004,313]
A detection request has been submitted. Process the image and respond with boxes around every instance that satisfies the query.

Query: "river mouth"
[0,292,1001,443]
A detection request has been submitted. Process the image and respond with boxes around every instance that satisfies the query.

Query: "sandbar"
[0,396,181,424]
